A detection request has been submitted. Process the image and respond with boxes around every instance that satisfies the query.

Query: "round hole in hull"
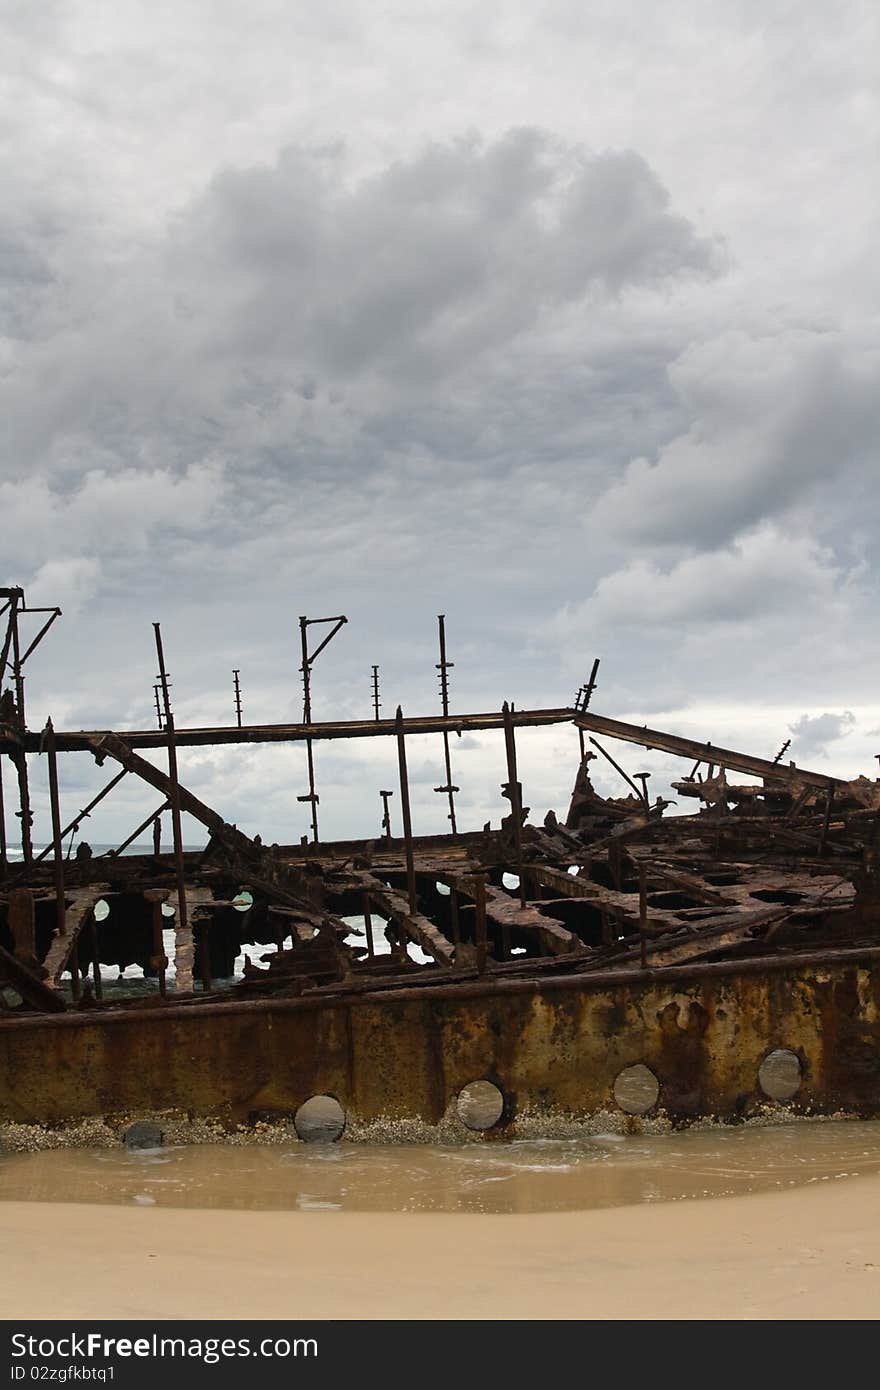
[613,1063,660,1115]
[758,1048,802,1102]
[294,1094,345,1143]
[457,1080,504,1131]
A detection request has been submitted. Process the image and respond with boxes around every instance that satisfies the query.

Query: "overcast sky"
[2,2,878,848]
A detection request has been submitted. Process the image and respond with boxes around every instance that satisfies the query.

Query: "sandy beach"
[2,1174,879,1320]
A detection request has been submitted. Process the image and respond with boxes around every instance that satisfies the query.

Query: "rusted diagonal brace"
[87,732,264,864]
[0,941,66,1011]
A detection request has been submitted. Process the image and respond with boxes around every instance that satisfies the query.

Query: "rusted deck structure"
[2,586,879,1141]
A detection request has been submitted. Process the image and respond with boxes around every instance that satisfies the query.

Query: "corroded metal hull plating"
[2,950,879,1136]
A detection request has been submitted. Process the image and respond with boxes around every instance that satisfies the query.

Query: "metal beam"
[13,707,574,754]
[573,711,838,791]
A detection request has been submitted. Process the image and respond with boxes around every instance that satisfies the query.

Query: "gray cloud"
[1,4,878,846]
[170,135,722,381]
[590,324,880,550]
[0,130,721,488]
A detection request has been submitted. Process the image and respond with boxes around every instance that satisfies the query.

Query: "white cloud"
[559,527,844,631]
[28,556,101,615]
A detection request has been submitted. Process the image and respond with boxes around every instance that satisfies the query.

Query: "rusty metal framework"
[1,586,879,1137]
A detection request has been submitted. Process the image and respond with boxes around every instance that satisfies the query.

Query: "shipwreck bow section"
[2,586,880,1141]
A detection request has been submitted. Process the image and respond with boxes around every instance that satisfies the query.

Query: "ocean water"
[2,1120,880,1215]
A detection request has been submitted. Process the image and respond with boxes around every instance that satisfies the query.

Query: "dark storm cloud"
[0,131,721,503]
[167,133,721,384]
[1,128,721,672]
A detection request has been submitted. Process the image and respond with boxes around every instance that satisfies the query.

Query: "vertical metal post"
[197,917,212,993]
[9,598,32,865]
[395,706,417,914]
[371,665,381,722]
[88,913,103,1001]
[362,892,375,959]
[233,669,242,728]
[0,754,7,882]
[502,702,526,908]
[299,617,319,844]
[449,887,460,946]
[380,789,393,841]
[576,659,600,712]
[600,908,612,947]
[44,719,66,941]
[474,878,487,974]
[609,840,622,891]
[575,659,600,763]
[638,864,648,970]
[152,813,161,857]
[819,784,835,857]
[153,623,188,953]
[44,718,77,998]
[11,748,33,866]
[144,891,168,1000]
[435,615,458,835]
[153,684,164,730]
[10,597,26,728]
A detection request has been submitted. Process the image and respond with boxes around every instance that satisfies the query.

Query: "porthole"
[294,1094,345,1143]
[758,1048,802,1102]
[457,1080,504,1131]
[613,1063,660,1115]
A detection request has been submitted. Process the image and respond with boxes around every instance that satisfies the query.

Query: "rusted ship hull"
[3,946,880,1140]
[3,588,880,1142]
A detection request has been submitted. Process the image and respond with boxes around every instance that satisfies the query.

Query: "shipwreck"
[1,585,879,1144]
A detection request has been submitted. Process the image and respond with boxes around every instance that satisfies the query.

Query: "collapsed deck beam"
[42,887,111,986]
[0,941,66,1012]
[356,873,456,966]
[573,711,839,791]
[438,873,580,956]
[9,707,575,754]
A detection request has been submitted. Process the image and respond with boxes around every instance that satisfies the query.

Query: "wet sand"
[2,1175,880,1320]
